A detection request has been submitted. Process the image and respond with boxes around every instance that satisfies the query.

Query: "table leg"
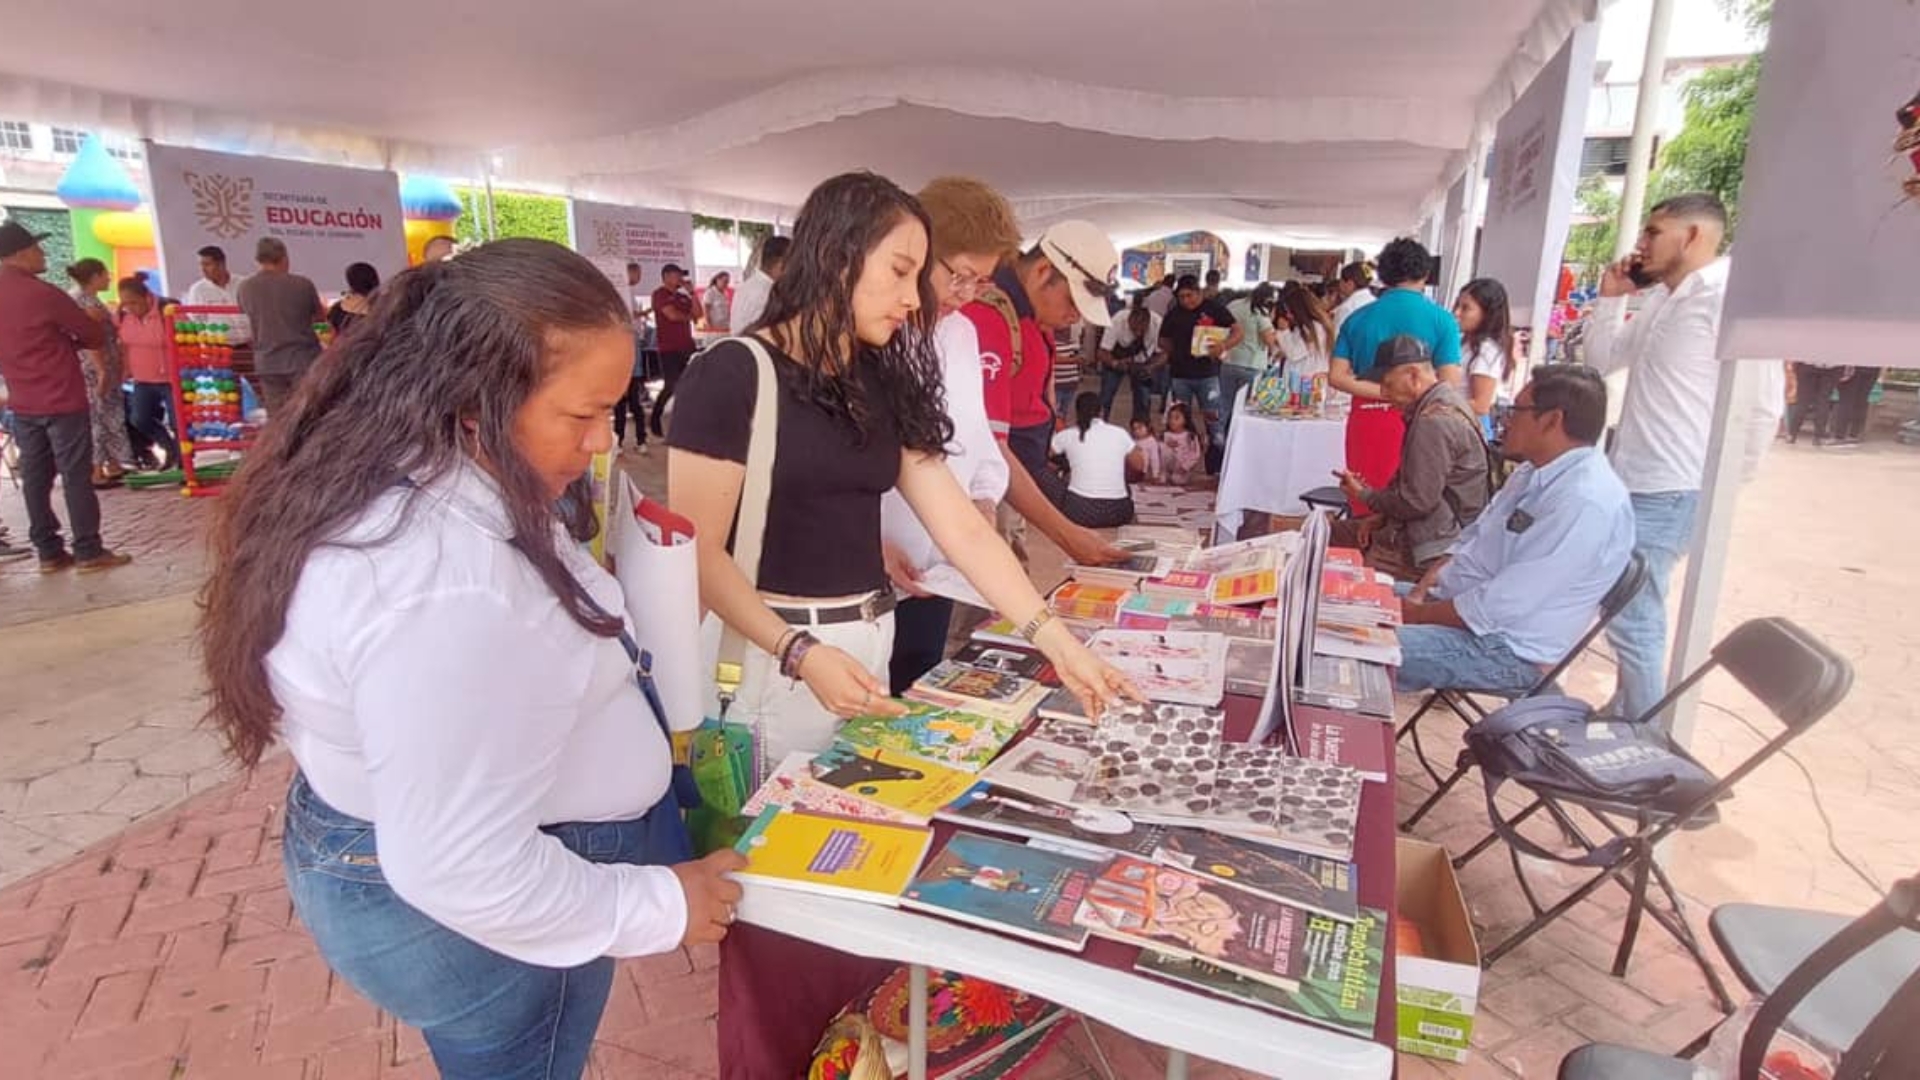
[1165,1048,1190,1080]
[908,962,929,1080]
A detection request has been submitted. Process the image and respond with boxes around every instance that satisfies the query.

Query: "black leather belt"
[768,591,897,626]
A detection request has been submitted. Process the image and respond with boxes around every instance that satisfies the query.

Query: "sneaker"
[38,552,75,574]
[74,550,133,574]
[0,541,32,564]
[637,442,650,456]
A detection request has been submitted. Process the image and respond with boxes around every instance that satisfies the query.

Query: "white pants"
[701,605,896,782]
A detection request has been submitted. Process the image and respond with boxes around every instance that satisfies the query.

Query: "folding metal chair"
[1398,553,1649,830]
[1558,873,1920,1080]
[1455,617,1854,1011]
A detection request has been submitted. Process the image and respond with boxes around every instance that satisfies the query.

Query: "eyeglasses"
[938,257,989,300]
[1041,241,1115,301]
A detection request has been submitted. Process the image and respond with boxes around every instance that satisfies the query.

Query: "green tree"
[451,187,571,245]
[1565,176,1620,285]
[1648,0,1770,230]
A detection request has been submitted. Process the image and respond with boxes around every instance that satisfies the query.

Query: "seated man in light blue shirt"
[1395,365,1635,696]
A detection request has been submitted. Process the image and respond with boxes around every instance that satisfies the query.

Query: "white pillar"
[1665,358,1759,746]
[1614,0,1676,258]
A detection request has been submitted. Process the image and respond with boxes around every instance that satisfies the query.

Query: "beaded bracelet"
[781,632,822,680]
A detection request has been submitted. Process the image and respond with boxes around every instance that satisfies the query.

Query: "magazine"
[1074,856,1316,990]
[1133,905,1385,1039]
[1313,624,1403,667]
[1221,749,1363,862]
[1035,686,1089,724]
[900,833,1103,950]
[936,783,1167,859]
[1225,639,1275,697]
[1086,630,1229,706]
[1295,653,1394,718]
[835,700,1025,774]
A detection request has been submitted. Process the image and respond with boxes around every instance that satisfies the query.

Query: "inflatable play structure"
[55,135,156,293]
[400,175,462,264]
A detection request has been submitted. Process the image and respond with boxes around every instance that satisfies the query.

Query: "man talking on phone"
[1581,192,1731,727]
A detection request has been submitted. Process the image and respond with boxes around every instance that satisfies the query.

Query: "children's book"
[836,700,1024,774]
[734,807,931,905]
[741,751,919,824]
[900,833,1102,951]
[806,742,981,825]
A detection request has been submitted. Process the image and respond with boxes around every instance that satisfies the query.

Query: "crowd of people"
[0,146,1868,1078]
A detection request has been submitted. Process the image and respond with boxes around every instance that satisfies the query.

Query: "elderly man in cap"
[964,220,1131,567]
[1331,334,1492,580]
[648,262,699,438]
[0,220,132,571]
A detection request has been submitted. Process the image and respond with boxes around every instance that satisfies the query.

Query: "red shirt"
[118,307,171,383]
[963,270,1055,436]
[0,266,105,416]
[652,286,696,352]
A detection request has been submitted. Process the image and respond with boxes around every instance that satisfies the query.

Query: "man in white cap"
[962,220,1130,567]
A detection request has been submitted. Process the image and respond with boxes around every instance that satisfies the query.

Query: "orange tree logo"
[184,171,255,239]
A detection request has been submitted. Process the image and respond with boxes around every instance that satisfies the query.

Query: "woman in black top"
[669,172,1136,769]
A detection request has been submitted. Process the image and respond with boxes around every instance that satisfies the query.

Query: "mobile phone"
[1626,257,1657,289]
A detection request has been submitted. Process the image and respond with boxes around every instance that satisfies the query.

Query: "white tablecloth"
[738,886,1393,1080]
[1215,394,1347,537]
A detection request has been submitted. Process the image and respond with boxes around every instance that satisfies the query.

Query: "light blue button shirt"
[1433,446,1635,664]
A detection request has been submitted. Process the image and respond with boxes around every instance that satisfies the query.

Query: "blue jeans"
[282,772,691,1080]
[1218,365,1260,436]
[1168,375,1224,447]
[1099,366,1152,423]
[1606,490,1700,726]
[1395,626,1544,697]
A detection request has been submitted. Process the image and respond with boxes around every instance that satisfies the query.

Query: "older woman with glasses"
[880,176,1024,693]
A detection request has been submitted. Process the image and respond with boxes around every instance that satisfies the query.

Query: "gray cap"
[1373,334,1434,371]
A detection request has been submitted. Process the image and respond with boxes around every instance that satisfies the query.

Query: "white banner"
[567,199,694,294]
[1719,0,1919,368]
[1474,21,1600,328]
[146,145,406,297]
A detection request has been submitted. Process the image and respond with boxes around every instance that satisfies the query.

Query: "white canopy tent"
[0,0,1597,252]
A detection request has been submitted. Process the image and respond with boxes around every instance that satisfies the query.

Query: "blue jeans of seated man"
[1168,376,1224,448]
[282,772,691,1080]
[1606,490,1701,727]
[1394,626,1544,698]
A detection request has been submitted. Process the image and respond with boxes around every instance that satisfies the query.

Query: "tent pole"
[1665,358,1758,749]
[482,164,500,242]
[1614,0,1675,258]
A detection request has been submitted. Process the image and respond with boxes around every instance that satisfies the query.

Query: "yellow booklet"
[735,807,933,905]
[807,742,981,824]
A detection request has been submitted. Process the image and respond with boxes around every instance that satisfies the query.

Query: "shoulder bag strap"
[976,287,1025,376]
[713,335,780,708]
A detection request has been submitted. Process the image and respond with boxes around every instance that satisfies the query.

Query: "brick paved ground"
[0,427,1912,1078]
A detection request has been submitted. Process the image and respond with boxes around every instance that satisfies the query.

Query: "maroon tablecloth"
[716,698,1399,1080]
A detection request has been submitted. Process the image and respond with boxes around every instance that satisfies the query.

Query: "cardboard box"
[1394,838,1483,1062]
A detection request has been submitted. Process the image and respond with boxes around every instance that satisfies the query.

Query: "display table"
[725,697,1399,1080]
[1215,392,1347,538]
